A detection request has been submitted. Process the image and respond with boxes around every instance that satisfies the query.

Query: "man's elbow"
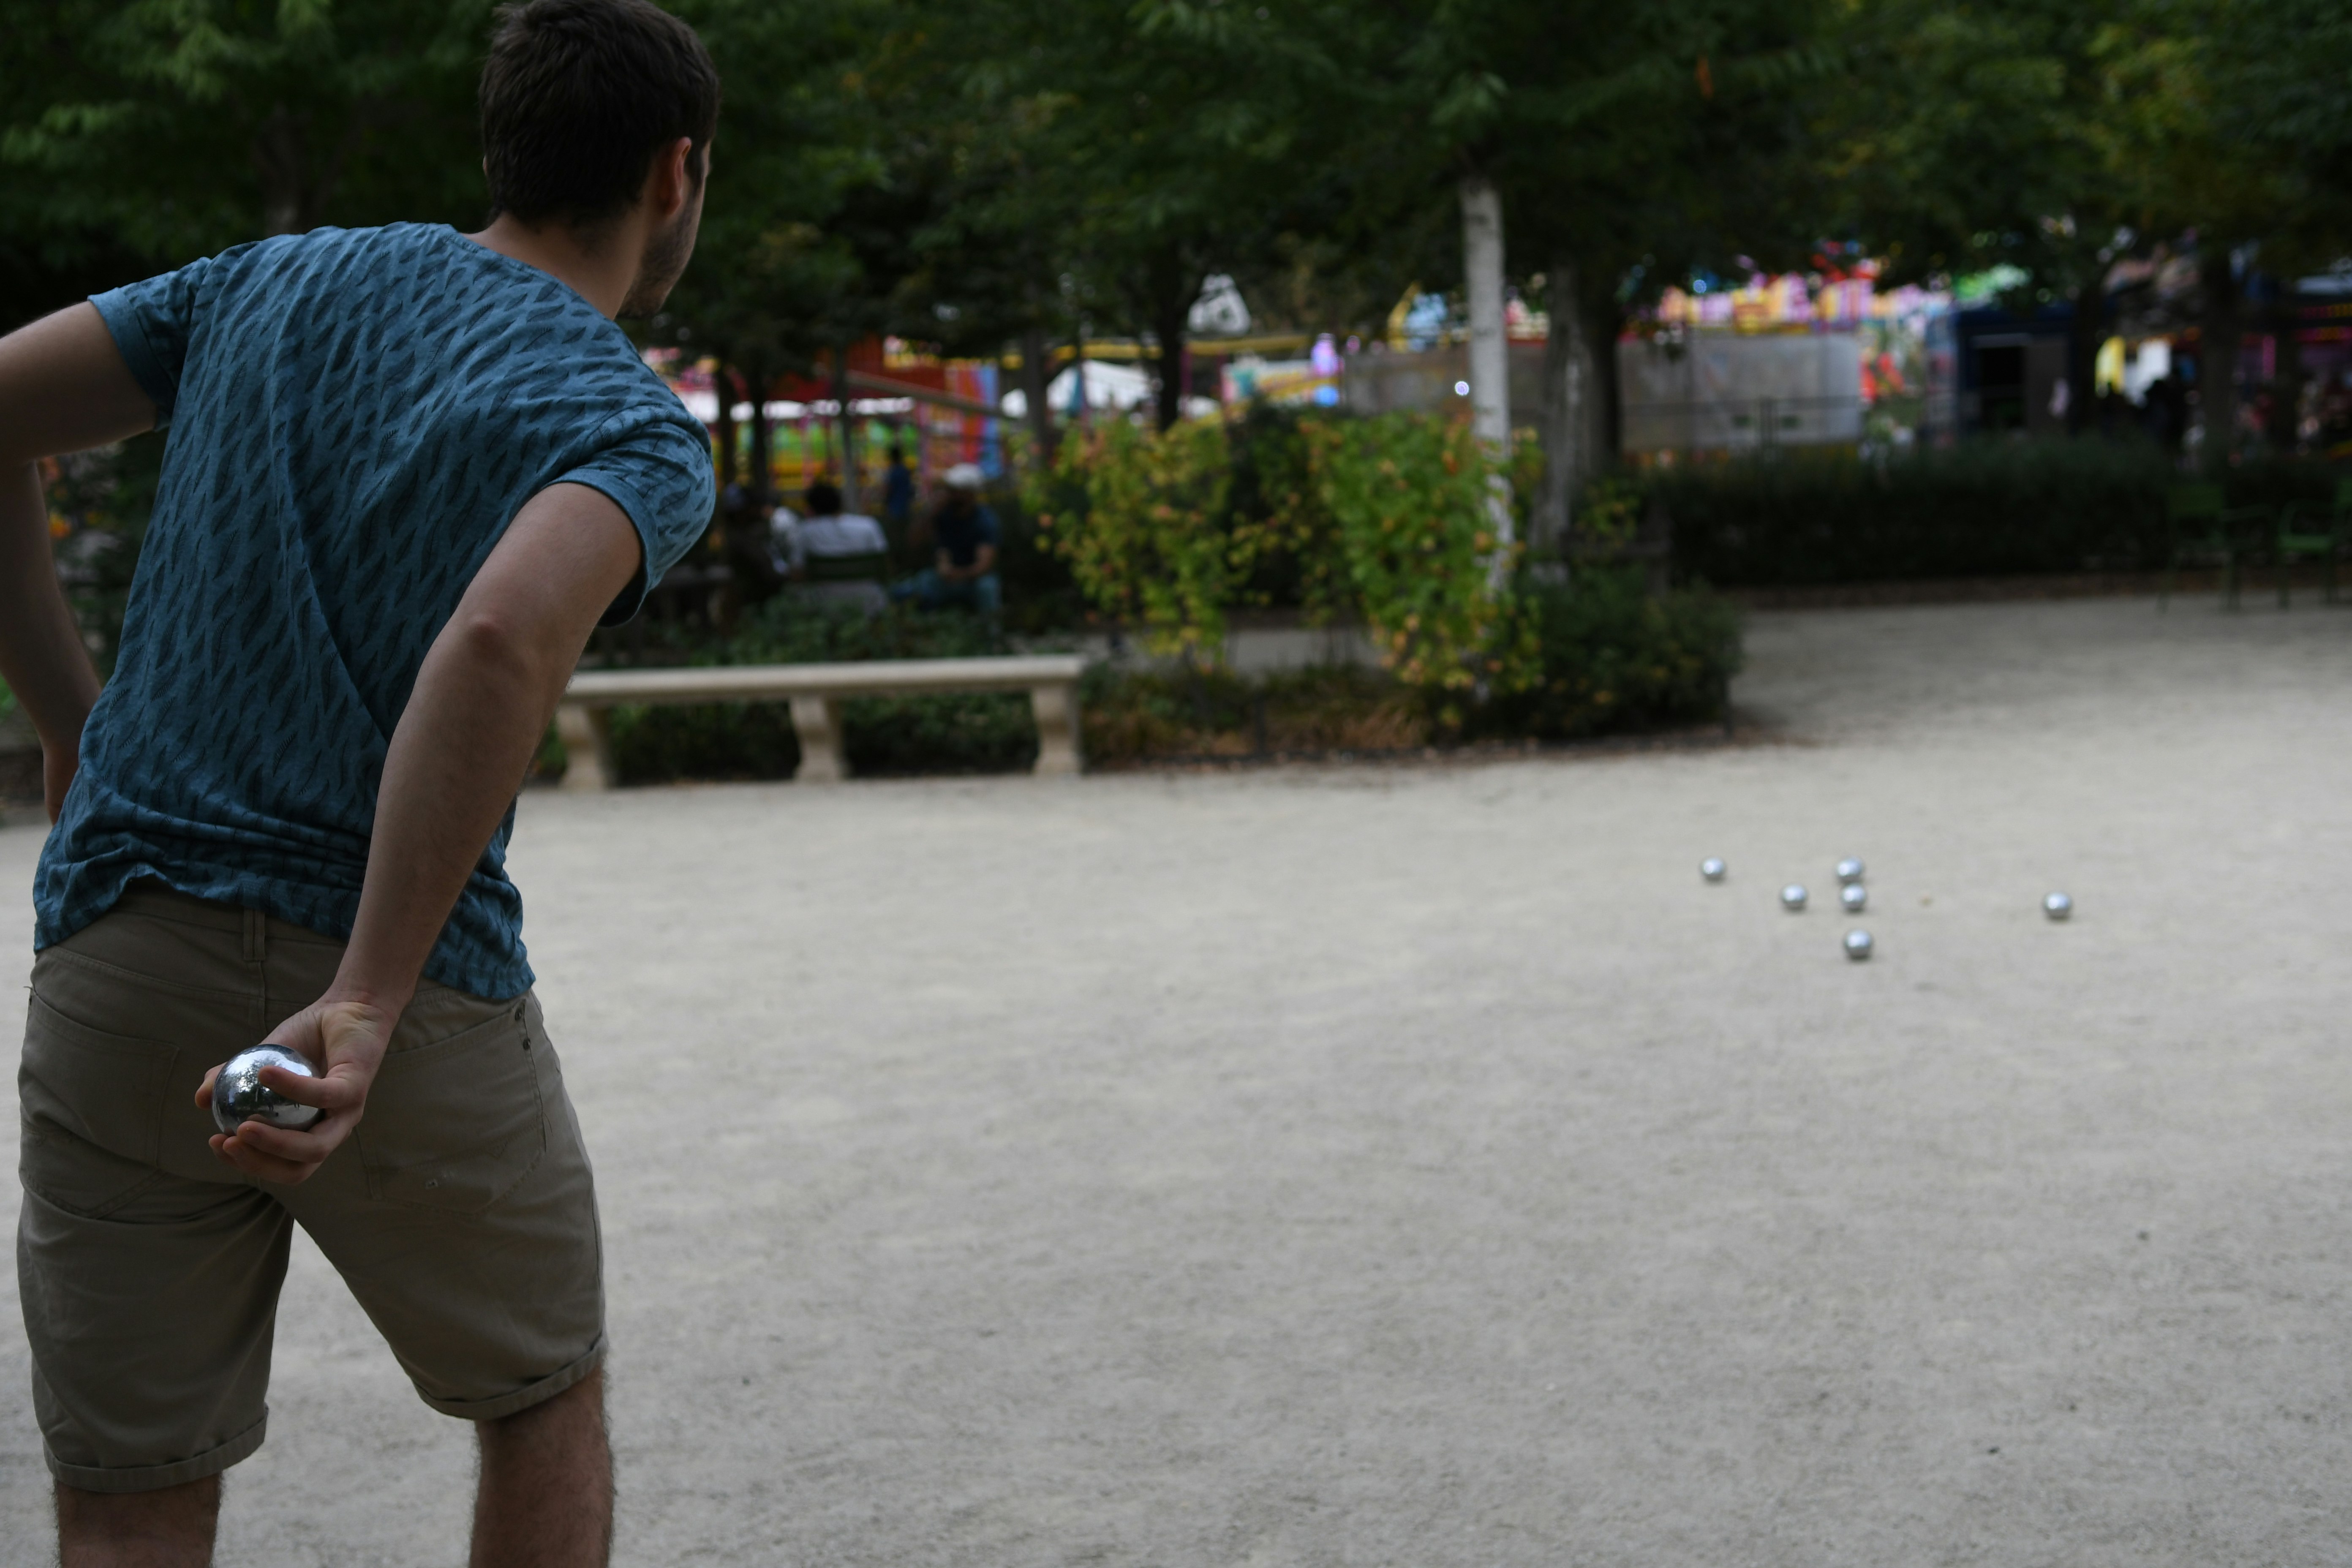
[444,610,567,693]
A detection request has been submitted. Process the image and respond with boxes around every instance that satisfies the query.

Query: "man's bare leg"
[472,1369,612,1568]
[56,1476,220,1568]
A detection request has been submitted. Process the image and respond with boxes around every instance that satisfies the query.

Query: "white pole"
[1459,173,1511,453]
[1459,172,1516,586]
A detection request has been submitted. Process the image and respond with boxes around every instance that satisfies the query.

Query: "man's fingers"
[193,1064,222,1111]
[208,1131,320,1185]
[253,1064,362,1110]
[219,1114,340,1164]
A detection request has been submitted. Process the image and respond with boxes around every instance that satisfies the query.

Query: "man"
[779,479,890,612]
[0,2,719,1563]
[893,463,1002,613]
[779,479,889,574]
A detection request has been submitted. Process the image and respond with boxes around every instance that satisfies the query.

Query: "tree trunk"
[1592,300,1625,466]
[723,364,783,605]
[1020,323,1056,464]
[1140,253,1199,433]
[1152,293,1190,433]
[1457,173,1511,453]
[831,347,861,512]
[712,365,739,492]
[2202,249,2241,467]
[255,108,310,236]
[2269,300,2303,453]
[2065,276,2104,437]
[1535,257,1582,558]
[747,369,773,507]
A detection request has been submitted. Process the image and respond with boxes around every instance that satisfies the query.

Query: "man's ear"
[650,136,694,221]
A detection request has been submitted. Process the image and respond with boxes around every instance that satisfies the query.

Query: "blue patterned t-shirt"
[38,223,715,998]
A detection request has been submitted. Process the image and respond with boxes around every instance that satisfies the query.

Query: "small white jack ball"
[2043,891,2073,920]
[1836,857,1865,884]
[1780,884,1808,911]
[1701,858,1727,882]
[1843,929,1874,960]
[1840,883,1867,913]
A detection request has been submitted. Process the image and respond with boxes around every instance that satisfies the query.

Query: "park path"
[3,593,2351,1566]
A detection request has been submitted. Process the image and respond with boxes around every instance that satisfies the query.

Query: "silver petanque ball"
[2043,891,2073,921]
[1780,883,1808,911]
[1840,883,1868,913]
[1836,857,1866,885]
[210,1044,323,1135]
[1844,928,1874,961]
[1701,858,1727,882]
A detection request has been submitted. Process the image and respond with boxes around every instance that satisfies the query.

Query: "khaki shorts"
[17,884,604,1494]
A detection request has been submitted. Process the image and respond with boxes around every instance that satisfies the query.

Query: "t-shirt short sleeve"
[89,252,227,427]
[550,408,717,625]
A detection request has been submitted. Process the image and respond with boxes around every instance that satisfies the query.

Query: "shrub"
[1032,417,1242,660]
[1081,663,1424,764]
[1293,413,1536,694]
[1080,571,1742,764]
[1037,407,1534,694]
[1650,441,2341,587]
[1471,569,1745,741]
[603,603,1044,784]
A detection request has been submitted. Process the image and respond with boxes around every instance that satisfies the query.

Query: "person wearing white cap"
[894,462,1002,613]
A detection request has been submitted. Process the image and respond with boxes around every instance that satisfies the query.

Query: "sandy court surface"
[3,592,2352,1565]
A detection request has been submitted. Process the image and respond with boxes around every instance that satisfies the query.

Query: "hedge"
[1649,441,2344,587]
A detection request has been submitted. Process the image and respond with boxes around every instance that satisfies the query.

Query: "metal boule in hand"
[211,1044,324,1135]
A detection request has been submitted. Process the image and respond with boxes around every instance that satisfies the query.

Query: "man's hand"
[194,997,396,1184]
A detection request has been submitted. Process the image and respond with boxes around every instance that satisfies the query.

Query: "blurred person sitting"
[893,463,1000,613]
[779,479,890,611]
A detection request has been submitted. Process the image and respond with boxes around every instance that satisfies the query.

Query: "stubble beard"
[617,199,699,318]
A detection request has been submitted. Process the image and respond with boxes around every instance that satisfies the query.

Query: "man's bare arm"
[202,482,642,1183]
[0,305,158,817]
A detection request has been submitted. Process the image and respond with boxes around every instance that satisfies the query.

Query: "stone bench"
[554,655,1087,789]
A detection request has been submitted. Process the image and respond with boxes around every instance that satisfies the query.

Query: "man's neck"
[465,214,637,320]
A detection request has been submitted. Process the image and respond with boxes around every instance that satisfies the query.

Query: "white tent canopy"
[1000,359,1154,419]
[1001,360,1217,422]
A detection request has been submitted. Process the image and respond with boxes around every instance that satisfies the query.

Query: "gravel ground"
[4,593,2352,1566]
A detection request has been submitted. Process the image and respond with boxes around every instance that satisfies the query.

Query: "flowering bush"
[1038,409,1535,693]
[1290,413,1535,694]
[1030,417,1241,661]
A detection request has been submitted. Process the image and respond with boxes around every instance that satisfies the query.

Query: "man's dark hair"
[803,481,843,516]
[480,0,720,231]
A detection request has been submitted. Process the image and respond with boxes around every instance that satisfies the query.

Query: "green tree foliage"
[1,0,490,324]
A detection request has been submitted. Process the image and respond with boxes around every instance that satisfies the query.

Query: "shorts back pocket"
[19,995,181,1218]
[357,1007,546,1214]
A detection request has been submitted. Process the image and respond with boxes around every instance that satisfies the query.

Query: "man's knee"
[57,1475,221,1568]
[481,1366,606,1457]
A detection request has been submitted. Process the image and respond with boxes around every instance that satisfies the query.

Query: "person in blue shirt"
[881,441,915,531]
[893,462,1002,613]
[0,1,718,1560]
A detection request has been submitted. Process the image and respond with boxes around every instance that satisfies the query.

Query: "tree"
[0,0,490,327]
[1274,0,1835,544]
